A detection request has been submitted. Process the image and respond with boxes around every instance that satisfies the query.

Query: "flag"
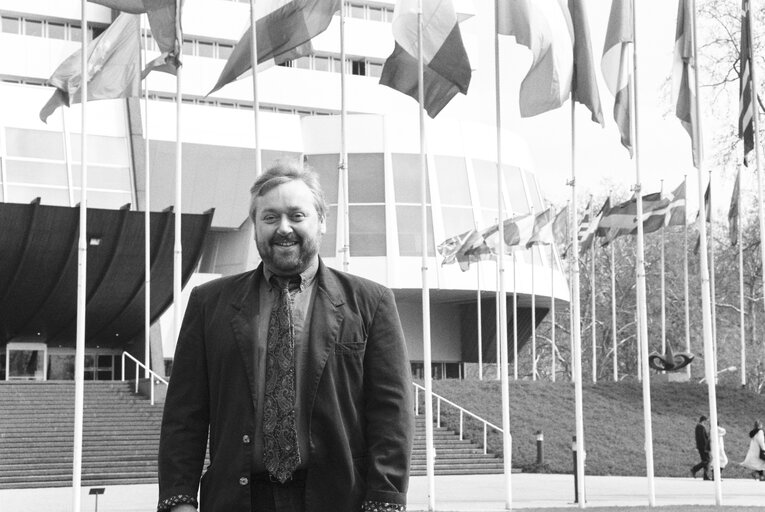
[665,180,687,227]
[672,0,701,168]
[729,169,740,246]
[497,0,574,117]
[438,228,475,266]
[379,0,471,118]
[500,213,536,248]
[599,192,670,243]
[578,199,606,256]
[552,205,570,257]
[526,208,555,248]
[739,0,755,166]
[693,182,711,254]
[438,225,496,271]
[601,0,633,156]
[568,0,604,125]
[40,14,141,123]
[89,0,181,75]
[210,0,341,95]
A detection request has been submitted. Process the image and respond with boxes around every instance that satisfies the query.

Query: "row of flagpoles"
[44,0,762,510]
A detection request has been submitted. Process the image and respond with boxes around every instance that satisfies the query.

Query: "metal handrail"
[121,351,168,405]
[412,382,503,454]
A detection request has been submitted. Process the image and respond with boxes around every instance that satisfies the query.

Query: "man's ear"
[320,217,327,234]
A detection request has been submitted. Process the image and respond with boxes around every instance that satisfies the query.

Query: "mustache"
[270,233,300,245]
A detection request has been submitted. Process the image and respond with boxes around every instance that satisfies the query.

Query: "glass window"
[350,205,386,256]
[69,134,129,165]
[350,4,365,19]
[218,43,233,60]
[6,128,65,159]
[24,19,43,37]
[70,165,131,190]
[294,56,311,69]
[182,39,194,55]
[435,155,470,206]
[524,171,545,211]
[319,205,337,258]
[305,154,340,204]
[7,185,70,206]
[472,159,498,212]
[332,58,344,74]
[397,205,434,256]
[198,40,214,58]
[507,165,530,214]
[1,16,20,34]
[48,22,66,39]
[351,60,366,76]
[314,55,331,72]
[441,207,475,238]
[70,24,82,42]
[6,160,68,186]
[368,7,385,21]
[367,61,383,78]
[348,153,384,203]
[392,153,429,204]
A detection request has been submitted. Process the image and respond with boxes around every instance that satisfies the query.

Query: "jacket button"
[239,477,249,486]
[242,434,251,444]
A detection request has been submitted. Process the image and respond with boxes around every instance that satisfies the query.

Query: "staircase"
[0,381,162,489]
[0,381,502,489]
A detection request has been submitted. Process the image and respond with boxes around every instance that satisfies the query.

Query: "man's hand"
[170,505,197,512]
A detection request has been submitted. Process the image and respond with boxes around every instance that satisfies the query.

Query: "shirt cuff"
[362,500,405,512]
[157,494,198,512]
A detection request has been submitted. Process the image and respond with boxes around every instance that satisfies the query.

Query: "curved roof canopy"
[0,200,213,349]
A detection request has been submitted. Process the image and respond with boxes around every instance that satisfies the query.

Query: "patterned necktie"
[263,276,301,483]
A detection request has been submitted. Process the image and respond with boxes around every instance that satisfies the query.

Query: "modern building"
[0,0,569,382]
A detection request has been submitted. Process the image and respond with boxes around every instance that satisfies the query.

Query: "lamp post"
[698,366,737,384]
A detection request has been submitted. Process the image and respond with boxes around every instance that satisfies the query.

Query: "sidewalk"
[3,473,764,512]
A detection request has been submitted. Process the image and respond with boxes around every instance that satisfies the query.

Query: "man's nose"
[276,216,293,234]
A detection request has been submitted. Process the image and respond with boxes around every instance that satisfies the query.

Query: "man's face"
[252,180,325,276]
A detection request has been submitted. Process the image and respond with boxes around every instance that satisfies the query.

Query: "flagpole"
[631,1,656,504]
[143,15,151,379]
[173,0,183,349]
[569,94,586,511]
[708,170,718,379]
[684,175,691,379]
[551,205,557,383]
[494,1,512,507]
[249,0,262,177]
[339,0,350,271]
[611,242,618,381]
[590,202,596,383]
[513,252,518,380]
[689,0,722,502]
[532,247,537,380]
[477,265,483,380]
[72,1,89,510]
[62,110,75,207]
[497,252,501,380]
[737,168,745,387]
[660,179,666,357]
[416,3,435,509]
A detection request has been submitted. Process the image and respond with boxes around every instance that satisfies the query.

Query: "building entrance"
[3,343,121,381]
[5,342,47,380]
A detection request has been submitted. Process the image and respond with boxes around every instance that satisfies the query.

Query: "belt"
[251,469,307,484]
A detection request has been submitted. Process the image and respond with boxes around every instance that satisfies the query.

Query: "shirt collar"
[263,257,319,292]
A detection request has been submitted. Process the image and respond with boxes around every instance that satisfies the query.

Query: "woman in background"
[741,420,765,481]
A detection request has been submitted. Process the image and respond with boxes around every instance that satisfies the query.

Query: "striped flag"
[40,14,142,123]
[568,0,604,125]
[210,0,341,94]
[601,0,633,156]
[665,180,687,227]
[672,0,701,168]
[552,205,570,257]
[599,192,671,243]
[380,0,471,118]
[501,213,536,248]
[739,0,755,166]
[693,182,711,254]
[527,209,556,248]
[729,169,741,246]
[89,0,182,75]
[437,225,496,271]
[578,199,607,256]
[497,0,574,118]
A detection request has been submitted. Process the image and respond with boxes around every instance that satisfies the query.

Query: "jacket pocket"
[335,341,366,355]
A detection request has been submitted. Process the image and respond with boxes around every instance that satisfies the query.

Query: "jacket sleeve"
[362,286,414,507]
[157,287,211,509]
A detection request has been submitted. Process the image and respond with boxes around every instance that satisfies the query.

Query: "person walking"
[157,161,414,512]
[741,420,765,481]
[710,425,728,479]
[691,415,711,480]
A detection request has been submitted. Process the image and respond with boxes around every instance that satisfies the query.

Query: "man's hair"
[699,415,707,422]
[249,160,327,223]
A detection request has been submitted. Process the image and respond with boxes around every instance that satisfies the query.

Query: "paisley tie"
[263,277,301,482]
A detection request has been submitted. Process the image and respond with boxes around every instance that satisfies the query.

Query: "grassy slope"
[426,380,765,478]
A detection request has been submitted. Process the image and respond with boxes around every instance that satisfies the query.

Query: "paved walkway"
[3,473,764,512]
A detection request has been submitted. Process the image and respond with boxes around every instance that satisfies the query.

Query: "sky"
[441,0,747,218]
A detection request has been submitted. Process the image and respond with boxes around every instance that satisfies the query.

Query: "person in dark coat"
[691,415,711,480]
[157,161,413,512]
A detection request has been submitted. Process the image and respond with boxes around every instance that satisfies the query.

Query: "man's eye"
[263,215,277,223]
[291,212,306,221]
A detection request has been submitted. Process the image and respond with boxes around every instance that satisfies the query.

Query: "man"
[691,415,710,480]
[157,161,413,512]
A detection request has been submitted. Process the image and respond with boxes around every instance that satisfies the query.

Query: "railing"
[412,382,503,454]
[121,352,168,406]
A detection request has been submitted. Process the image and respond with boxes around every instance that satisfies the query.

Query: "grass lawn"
[422,380,765,479]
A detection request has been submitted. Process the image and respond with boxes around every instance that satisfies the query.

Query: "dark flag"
[739,0,755,165]
[729,169,741,246]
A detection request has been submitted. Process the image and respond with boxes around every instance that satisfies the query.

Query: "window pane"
[348,153,384,203]
[69,134,129,165]
[441,207,475,238]
[48,22,66,39]
[183,39,194,55]
[507,165,530,214]
[392,153,429,204]
[7,185,70,206]
[435,155,470,206]
[350,205,386,256]
[314,55,331,72]
[2,16,20,34]
[25,19,43,37]
[367,61,383,78]
[6,160,68,186]
[71,165,131,190]
[472,159,498,212]
[305,154,339,204]
[6,128,65,159]
[350,5,365,19]
[294,56,311,69]
[397,205,434,256]
[368,7,384,21]
[70,24,82,42]
[351,60,366,76]
[218,43,233,60]
[524,171,545,211]
[319,205,337,257]
[198,40,214,58]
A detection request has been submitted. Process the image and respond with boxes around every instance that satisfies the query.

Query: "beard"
[257,230,322,276]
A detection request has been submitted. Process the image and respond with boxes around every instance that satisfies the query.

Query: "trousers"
[250,473,306,512]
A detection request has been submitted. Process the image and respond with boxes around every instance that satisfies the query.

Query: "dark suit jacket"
[695,423,710,454]
[158,260,413,511]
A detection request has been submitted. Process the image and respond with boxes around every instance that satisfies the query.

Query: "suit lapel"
[230,267,261,410]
